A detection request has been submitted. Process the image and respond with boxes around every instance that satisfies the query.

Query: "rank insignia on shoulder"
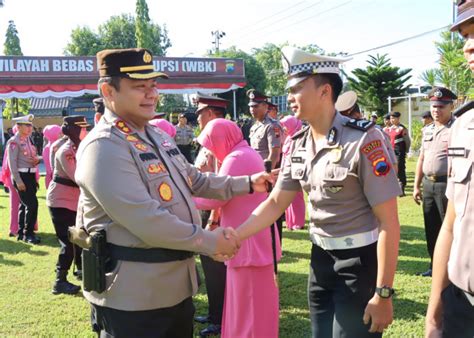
[134,143,148,152]
[291,125,310,140]
[327,127,338,145]
[158,182,173,202]
[345,119,374,131]
[116,120,132,134]
[126,135,139,143]
[447,147,467,157]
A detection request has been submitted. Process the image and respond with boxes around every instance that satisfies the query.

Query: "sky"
[0,0,455,85]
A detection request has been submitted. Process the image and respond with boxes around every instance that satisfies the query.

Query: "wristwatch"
[375,286,395,299]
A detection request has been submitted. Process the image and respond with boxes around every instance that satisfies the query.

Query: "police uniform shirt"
[6,133,37,185]
[445,108,474,293]
[174,125,194,145]
[46,139,80,211]
[249,115,282,160]
[75,109,250,311]
[421,119,453,177]
[194,146,218,174]
[276,112,401,238]
[50,136,68,173]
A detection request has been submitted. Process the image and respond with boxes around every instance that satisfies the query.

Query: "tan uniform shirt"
[421,119,453,177]
[75,109,250,311]
[6,133,37,185]
[249,115,282,160]
[46,139,80,211]
[49,136,68,174]
[276,112,401,238]
[174,125,194,145]
[446,108,474,293]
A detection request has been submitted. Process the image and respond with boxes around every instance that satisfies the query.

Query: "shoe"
[17,234,24,241]
[9,232,16,237]
[199,324,221,337]
[417,269,432,277]
[194,315,211,324]
[52,270,81,295]
[24,235,41,244]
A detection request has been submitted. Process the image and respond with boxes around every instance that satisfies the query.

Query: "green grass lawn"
[0,157,430,337]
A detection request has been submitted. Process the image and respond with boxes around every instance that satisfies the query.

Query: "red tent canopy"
[0,55,246,98]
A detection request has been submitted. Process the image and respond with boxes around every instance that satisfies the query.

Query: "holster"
[68,226,91,249]
[81,230,107,294]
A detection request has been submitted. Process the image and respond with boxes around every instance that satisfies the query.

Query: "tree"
[3,20,30,119]
[135,0,153,49]
[348,54,412,115]
[64,26,103,56]
[98,14,137,50]
[420,30,473,99]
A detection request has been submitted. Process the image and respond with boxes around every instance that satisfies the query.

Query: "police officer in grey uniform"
[193,93,228,337]
[426,2,474,336]
[236,47,401,337]
[413,87,457,278]
[248,89,282,169]
[74,48,272,337]
[6,114,41,244]
[93,97,105,125]
[174,113,195,163]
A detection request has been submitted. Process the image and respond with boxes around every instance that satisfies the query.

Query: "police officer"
[382,114,391,132]
[387,111,411,195]
[426,2,474,336]
[193,93,228,337]
[237,47,401,337]
[421,110,434,127]
[174,113,195,163]
[6,114,41,244]
[75,48,271,337]
[93,97,105,125]
[248,89,282,169]
[413,87,457,278]
[47,116,90,294]
[335,90,363,120]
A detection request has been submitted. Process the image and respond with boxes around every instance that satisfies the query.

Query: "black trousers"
[199,210,226,325]
[48,207,82,271]
[308,242,381,338]
[422,178,447,267]
[177,144,193,163]
[442,283,474,338]
[395,150,407,188]
[91,297,195,338]
[14,172,38,236]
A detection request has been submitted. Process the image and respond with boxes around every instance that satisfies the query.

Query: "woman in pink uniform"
[280,115,306,230]
[42,125,62,189]
[194,119,281,338]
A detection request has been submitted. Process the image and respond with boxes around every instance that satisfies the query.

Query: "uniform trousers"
[441,283,474,338]
[199,210,226,325]
[91,297,194,338]
[48,207,82,271]
[308,242,380,338]
[177,144,193,163]
[395,150,406,189]
[422,178,447,267]
[13,172,38,236]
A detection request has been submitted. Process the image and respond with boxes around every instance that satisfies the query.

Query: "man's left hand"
[363,295,393,333]
[250,169,279,193]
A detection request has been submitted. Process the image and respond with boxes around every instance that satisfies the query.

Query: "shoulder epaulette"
[344,119,375,132]
[454,100,474,117]
[291,125,310,140]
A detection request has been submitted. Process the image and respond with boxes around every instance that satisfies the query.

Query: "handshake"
[211,227,241,262]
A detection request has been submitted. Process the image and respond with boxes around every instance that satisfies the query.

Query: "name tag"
[447,147,467,157]
[166,148,181,157]
[291,156,303,163]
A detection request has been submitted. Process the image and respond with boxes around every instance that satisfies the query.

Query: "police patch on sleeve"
[158,182,173,202]
[361,139,391,177]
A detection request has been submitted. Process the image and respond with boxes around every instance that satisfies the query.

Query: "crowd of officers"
[1,1,473,336]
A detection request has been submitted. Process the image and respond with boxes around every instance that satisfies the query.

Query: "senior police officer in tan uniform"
[413,87,457,278]
[426,1,474,336]
[248,89,282,169]
[6,114,41,244]
[74,48,272,337]
[236,47,401,338]
[174,113,195,163]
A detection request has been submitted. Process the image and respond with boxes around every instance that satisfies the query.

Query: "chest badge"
[126,135,139,143]
[330,147,343,163]
[134,143,149,152]
[148,163,167,174]
[158,182,173,202]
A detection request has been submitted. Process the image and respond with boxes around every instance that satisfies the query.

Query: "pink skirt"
[222,264,279,338]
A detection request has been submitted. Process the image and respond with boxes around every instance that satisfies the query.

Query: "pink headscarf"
[149,119,177,138]
[280,115,302,137]
[197,119,247,162]
[43,125,62,144]
[12,125,18,134]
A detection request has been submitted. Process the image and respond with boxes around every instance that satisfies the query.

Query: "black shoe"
[199,324,221,337]
[24,235,41,244]
[52,280,81,295]
[17,234,24,241]
[9,232,16,237]
[417,269,432,277]
[194,315,211,324]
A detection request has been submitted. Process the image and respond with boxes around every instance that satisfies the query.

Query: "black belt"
[424,175,448,183]
[108,243,194,263]
[53,175,79,188]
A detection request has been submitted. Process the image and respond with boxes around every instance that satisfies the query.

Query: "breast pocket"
[320,166,349,198]
[150,176,181,209]
[451,158,472,218]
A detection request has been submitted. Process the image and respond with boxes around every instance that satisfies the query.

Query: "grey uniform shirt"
[49,136,68,174]
[75,109,250,311]
[446,108,474,293]
[421,119,453,177]
[249,115,282,160]
[276,112,401,238]
[194,146,218,174]
[46,139,80,211]
[174,125,194,145]
[6,133,37,185]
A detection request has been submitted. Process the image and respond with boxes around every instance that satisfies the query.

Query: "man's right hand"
[17,182,26,191]
[213,227,240,260]
[413,187,422,205]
